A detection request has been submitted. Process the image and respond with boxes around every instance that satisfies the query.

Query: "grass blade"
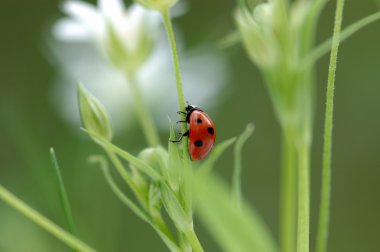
[305,11,380,66]
[82,128,161,181]
[90,156,181,252]
[197,137,236,174]
[194,174,277,252]
[233,123,255,207]
[0,185,96,252]
[50,148,77,237]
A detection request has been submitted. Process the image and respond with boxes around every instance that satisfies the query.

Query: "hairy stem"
[126,74,160,147]
[280,136,296,252]
[0,185,96,252]
[162,10,189,158]
[316,1,345,252]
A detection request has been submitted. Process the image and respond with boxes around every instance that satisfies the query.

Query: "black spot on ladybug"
[195,118,202,123]
[207,127,215,135]
[194,140,203,147]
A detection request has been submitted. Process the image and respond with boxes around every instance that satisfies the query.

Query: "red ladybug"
[173,105,216,161]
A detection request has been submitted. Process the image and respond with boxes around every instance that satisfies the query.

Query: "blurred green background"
[1,0,379,251]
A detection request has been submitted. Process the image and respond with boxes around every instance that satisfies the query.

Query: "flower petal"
[62,0,105,39]
[53,18,91,42]
[99,0,125,20]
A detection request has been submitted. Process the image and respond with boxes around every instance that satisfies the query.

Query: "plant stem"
[126,74,160,147]
[105,149,147,209]
[162,10,189,157]
[297,143,310,252]
[280,136,296,252]
[50,148,77,236]
[316,1,344,252]
[184,227,204,252]
[0,185,96,252]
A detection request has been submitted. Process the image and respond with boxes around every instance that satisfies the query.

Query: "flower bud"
[134,0,178,12]
[77,83,112,141]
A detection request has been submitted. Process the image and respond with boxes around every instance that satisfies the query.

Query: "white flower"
[54,0,161,72]
[49,0,229,134]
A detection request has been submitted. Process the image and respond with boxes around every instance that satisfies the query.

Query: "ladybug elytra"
[172,105,216,161]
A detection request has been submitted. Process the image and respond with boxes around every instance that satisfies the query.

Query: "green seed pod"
[77,83,112,142]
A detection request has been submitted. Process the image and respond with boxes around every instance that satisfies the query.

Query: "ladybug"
[172,104,216,161]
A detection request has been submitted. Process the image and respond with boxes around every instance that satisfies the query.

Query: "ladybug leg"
[176,120,186,124]
[169,130,189,143]
[177,111,186,115]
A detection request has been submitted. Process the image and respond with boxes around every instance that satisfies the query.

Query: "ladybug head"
[185,104,203,113]
[185,104,203,122]
[185,104,197,112]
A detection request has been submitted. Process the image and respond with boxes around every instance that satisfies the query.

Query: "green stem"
[184,226,204,252]
[105,149,147,210]
[316,1,344,252]
[126,74,160,147]
[297,143,310,252]
[50,148,77,237]
[162,9,202,252]
[280,136,296,252]
[162,10,189,158]
[0,185,96,252]
[94,156,180,252]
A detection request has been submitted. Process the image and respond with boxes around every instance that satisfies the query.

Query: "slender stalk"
[305,11,380,67]
[162,9,203,252]
[0,185,96,252]
[280,136,296,252]
[316,1,345,252]
[184,227,204,252]
[50,148,77,236]
[104,149,147,209]
[162,10,189,157]
[126,74,160,147]
[96,156,179,252]
[297,143,310,252]
[233,124,255,208]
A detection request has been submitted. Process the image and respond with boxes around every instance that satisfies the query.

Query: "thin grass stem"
[0,185,96,252]
[50,148,77,237]
[316,1,345,252]
[233,124,254,208]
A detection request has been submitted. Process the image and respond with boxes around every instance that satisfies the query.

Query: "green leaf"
[82,129,161,181]
[148,183,162,217]
[77,83,112,142]
[90,156,180,252]
[168,119,182,192]
[233,123,255,207]
[304,11,380,66]
[90,155,150,223]
[194,174,277,252]
[160,183,188,232]
[218,31,241,48]
[50,148,77,237]
[197,137,237,174]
